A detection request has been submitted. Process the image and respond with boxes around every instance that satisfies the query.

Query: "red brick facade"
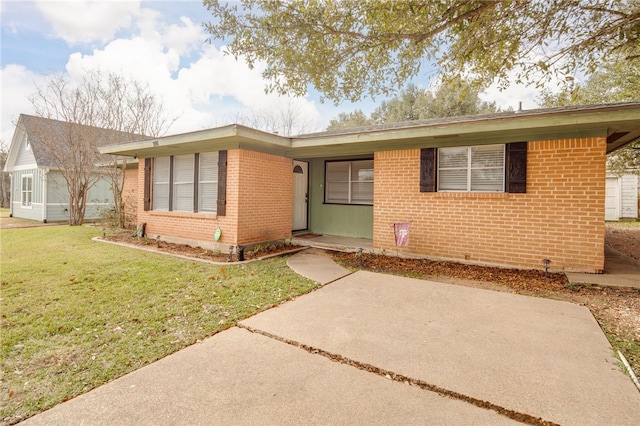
[135,149,292,249]
[373,137,607,272]
[130,137,607,272]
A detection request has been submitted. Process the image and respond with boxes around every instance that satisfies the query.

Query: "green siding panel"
[307,158,373,238]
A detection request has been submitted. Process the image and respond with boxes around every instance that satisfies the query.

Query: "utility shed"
[605,174,639,221]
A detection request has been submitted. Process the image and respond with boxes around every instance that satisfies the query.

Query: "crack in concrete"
[238,324,559,426]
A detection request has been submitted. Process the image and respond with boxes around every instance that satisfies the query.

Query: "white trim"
[21,174,34,208]
[10,164,39,171]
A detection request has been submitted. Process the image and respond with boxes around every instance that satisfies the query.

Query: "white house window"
[21,175,33,207]
[152,157,170,210]
[438,145,505,192]
[325,159,374,205]
[172,154,194,212]
[152,153,219,213]
[198,152,219,213]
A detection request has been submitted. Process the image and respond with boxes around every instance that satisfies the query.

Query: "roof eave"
[99,103,640,159]
[100,124,292,157]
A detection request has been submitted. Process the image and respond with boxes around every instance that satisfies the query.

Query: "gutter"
[8,173,13,217]
[42,168,49,223]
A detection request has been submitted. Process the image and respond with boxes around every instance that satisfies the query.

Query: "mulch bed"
[101,232,301,262]
[333,251,569,292]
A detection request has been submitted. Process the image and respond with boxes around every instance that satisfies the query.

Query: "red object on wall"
[394,222,410,247]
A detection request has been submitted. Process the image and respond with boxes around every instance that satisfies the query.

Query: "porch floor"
[291,233,373,253]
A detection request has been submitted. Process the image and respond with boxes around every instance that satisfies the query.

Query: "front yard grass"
[0,226,317,425]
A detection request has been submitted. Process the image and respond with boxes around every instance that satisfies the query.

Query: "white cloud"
[62,11,320,136]
[0,65,43,143]
[163,16,203,56]
[2,1,321,142]
[35,0,140,45]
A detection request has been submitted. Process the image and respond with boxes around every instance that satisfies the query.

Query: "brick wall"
[236,150,293,245]
[373,137,606,272]
[135,149,292,249]
[122,167,138,228]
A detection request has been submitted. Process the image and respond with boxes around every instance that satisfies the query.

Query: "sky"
[1,0,553,145]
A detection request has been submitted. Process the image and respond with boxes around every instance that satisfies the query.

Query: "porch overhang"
[101,102,640,158]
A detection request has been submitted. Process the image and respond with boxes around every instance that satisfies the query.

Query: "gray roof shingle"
[19,114,148,168]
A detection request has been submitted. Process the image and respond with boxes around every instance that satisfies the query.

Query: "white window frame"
[21,174,33,208]
[438,145,505,192]
[325,159,374,205]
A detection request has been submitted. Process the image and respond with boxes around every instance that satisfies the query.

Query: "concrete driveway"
[22,271,640,425]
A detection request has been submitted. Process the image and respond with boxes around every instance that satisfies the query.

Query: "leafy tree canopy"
[539,57,640,175]
[327,78,499,130]
[326,110,372,131]
[204,0,640,103]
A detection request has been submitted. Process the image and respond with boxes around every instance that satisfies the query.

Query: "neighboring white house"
[605,174,639,221]
[3,114,136,223]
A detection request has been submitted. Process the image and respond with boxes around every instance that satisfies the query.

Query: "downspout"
[42,168,49,223]
[8,172,13,217]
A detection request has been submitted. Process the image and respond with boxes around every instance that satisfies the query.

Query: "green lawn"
[606,221,640,227]
[0,226,317,424]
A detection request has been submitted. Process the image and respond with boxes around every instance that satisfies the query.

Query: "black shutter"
[143,158,151,211]
[419,148,437,192]
[217,150,227,216]
[506,142,527,193]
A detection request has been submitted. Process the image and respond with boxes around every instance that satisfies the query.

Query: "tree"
[327,79,499,130]
[539,57,640,175]
[371,80,499,124]
[0,140,10,208]
[204,0,640,103]
[225,98,316,136]
[29,70,173,226]
[326,110,372,131]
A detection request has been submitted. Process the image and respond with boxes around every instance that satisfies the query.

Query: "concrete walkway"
[22,252,640,425]
[566,246,640,289]
[286,248,352,284]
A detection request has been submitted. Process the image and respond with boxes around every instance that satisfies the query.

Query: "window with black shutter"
[147,150,227,214]
[420,142,527,193]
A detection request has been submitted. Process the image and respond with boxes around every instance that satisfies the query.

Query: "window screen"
[438,145,504,192]
[325,160,373,204]
[152,157,170,210]
[198,152,219,213]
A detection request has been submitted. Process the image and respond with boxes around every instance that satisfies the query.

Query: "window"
[420,142,527,194]
[152,157,170,210]
[438,145,504,192]
[198,152,219,213]
[172,154,194,212]
[325,159,373,204]
[150,152,223,214]
[21,175,33,207]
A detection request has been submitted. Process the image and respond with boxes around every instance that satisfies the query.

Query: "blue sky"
[1,0,546,144]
